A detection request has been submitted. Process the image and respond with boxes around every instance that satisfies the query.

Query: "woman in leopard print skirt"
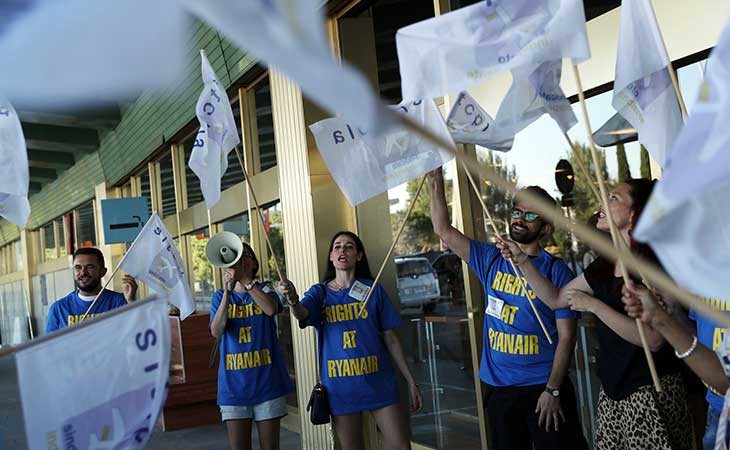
[498,179,692,450]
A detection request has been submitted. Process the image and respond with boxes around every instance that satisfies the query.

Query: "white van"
[395,256,440,312]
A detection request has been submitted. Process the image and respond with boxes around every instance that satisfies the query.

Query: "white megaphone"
[205,231,244,268]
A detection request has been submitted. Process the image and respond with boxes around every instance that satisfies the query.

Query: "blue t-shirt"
[689,300,730,412]
[45,289,127,333]
[299,280,401,416]
[469,240,578,387]
[210,282,294,407]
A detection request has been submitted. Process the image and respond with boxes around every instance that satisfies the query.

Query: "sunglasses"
[511,208,540,223]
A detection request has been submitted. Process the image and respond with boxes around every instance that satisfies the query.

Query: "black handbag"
[307,284,331,425]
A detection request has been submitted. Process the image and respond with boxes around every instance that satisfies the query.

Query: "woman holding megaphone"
[280,231,422,450]
[208,236,293,450]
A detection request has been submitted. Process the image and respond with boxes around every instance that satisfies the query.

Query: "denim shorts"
[220,395,288,422]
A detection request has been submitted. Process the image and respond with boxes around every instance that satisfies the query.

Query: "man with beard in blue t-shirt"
[46,247,137,333]
[429,168,586,450]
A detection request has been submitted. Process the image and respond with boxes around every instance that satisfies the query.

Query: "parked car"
[395,256,440,312]
[431,252,464,303]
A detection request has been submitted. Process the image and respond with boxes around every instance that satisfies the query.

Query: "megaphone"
[205,231,244,268]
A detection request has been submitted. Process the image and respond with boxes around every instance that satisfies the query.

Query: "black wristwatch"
[545,386,560,398]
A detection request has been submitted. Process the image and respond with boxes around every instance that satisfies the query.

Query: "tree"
[265,209,286,281]
[390,150,517,256]
[616,143,631,182]
[640,145,652,179]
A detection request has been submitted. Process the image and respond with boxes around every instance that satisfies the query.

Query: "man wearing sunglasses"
[429,168,586,450]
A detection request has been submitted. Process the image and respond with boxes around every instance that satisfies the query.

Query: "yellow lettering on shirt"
[225,348,272,370]
[227,303,265,320]
[500,305,519,325]
[325,302,368,324]
[491,270,537,299]
[713,328,728,351]
[327,356,379,378]
[487,327,540,355]
[239,326,252,343]
[343,330,357,349]
[67,314,99,325]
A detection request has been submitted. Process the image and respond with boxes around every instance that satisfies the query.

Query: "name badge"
[486,295,504,319]
[349,281,370,302]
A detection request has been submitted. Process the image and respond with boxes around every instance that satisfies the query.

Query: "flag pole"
[643,0,688,119]
[574,64,662,391]
[461,163,553,344]
[358,176,427,317]
[233,145,285,282]
[392,108,730,330]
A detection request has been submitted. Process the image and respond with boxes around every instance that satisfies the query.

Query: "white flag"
[0,99,30,227]
[189,50,242,209]
[634,23,730,299]
[16,296,170,450]
[0,0,186,105]
[120,213,195,320]
[611,0,683,167]
[396,0,590,101]
[446,92,513,151]
[181,0,386,131]
[310,100,454,205]
[446,62,575,151]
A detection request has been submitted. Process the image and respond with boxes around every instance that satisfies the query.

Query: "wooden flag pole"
[572,64,662,392]
[461,163,553,344]
[358,176,427,317]
[392,108,730,330]
[233,145,285,282]
[643,0,689,119]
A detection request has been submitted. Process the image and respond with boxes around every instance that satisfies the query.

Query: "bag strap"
[314,283,327,383]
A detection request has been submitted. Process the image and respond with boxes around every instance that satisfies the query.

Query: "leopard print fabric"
[595,373,693,450]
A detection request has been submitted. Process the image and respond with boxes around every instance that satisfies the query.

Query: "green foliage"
[640,145,652,179]
[616,143,632,182]
[191,234,213,293]
[390,151,517,256]
[265,210,286,281]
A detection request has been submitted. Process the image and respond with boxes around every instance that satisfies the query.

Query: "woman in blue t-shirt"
[280,231,422,450]
[209,241,294,450]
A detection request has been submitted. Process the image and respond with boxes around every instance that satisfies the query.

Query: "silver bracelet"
[675,335,698,359]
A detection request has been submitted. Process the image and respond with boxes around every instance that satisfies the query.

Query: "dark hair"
[73,247,105,268]
[322,231,373,282]
[516,185,557,225]
[240,242,260,277]
[625,178,659,265]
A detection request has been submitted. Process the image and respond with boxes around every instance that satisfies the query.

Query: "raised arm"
[278,279,309,322]
[624,284,729,393]
[248,283,280,316]
[496,237,588,310]
[429,168,471,262]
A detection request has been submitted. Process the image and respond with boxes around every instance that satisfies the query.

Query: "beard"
[509,222,542,244]
[75,276,101,292]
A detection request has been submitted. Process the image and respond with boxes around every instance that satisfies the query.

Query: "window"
[42,224,56,262]
[159,152,177,218]
[221,97,246,192]
[139,167,153,217]
[251,77,277,172]
[189,227,213,311]
[55,217,67,257]
[76,201,96,248]
[182,136,204,209]
[222,213,251,245]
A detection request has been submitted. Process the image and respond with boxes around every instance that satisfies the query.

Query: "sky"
[388,61,705,212]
